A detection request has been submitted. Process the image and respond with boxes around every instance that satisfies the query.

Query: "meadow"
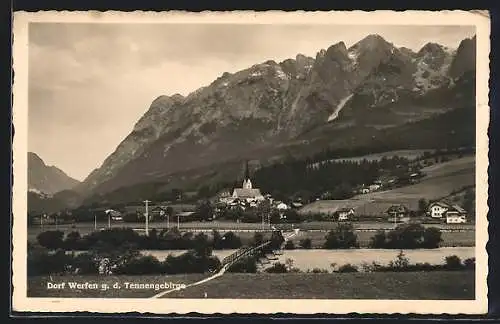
[27,271,474,300]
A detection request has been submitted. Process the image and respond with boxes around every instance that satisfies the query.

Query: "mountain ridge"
[75,34,476,200]
[28,152,80,195]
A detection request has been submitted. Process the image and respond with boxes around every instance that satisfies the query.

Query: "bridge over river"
[151,229,300,298]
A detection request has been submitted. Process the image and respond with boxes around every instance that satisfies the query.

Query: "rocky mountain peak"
[28,152,80,195]
[325,41,348,59]
[417,42,446,57]
[449,35,476,79]
[350,34,391,52]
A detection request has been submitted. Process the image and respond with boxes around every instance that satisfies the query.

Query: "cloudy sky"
[28,23,475,181]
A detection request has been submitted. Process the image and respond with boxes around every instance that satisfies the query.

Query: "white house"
[276,202,289,210]
[445,205,467,224]
[428,201,450,218]
[337,208,355,221]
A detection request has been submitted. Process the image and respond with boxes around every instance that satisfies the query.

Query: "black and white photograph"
[12,10,490,314]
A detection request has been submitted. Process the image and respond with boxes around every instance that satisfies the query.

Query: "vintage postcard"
[12,10,490,314]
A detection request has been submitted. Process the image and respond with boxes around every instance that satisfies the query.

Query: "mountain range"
[66,34,476,206]
[28,152,80,195]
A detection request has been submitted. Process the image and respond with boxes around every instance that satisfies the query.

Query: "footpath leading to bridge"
[151,230,299,298]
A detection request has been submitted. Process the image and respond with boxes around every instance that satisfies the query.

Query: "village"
[30,157,471,231]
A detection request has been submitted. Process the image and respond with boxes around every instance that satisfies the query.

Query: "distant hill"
[28,152,80,194]
[298,155,475,216]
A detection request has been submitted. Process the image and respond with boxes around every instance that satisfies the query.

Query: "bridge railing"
[221,240,274,269]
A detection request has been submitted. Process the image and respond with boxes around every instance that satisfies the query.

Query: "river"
[142,247,475,271]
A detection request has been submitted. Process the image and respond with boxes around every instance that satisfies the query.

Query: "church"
[231,161,265,202]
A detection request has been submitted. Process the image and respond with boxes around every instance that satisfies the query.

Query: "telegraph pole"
[144,200,150,236]
[94,214,97,230]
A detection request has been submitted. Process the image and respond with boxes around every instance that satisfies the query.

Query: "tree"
[369,230,387,248]
[299,238,312,249]
[227,256,257,273]
[388,250,410,270]
[64,231,81,250]
[284,240,295,250]
[463,188,475,222]
[323,223,359,249]
[270,209,281,224]
[444,255,463,270]
[212,230,223,249]
[220,232,242,249]
[195,200,214,221]
[418,198,428,216]
[422,227,442,248]
[385,224,425,249]
[253,232,264,246]
[283,209,302,223]
[37,230,65,250]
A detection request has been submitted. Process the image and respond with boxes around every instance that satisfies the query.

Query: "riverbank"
[27,271,474,299]
[142,247,475,271]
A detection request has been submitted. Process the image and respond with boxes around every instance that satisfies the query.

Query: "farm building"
[428,201,450,218]
[336,208,355,221]
[386,205,410,219]
[444,205,468,224]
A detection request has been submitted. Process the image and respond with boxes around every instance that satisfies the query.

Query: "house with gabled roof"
[444,204,467,224]
[427,201,451,218]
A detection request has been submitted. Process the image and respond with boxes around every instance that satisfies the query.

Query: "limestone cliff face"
[78,34,476,196]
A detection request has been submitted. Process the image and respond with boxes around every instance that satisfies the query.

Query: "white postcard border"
[12,10,491,314]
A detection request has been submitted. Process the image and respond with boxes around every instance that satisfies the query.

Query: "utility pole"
[108,211,111,229]
[94,214,97,231]
[177,214,180,230]
[144,200,150,236]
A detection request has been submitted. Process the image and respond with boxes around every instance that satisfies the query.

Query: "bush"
[265,262,288,273]
[463,257,476,270]
[388,250,410,270]
[422,227,443,248]
[162,250,221,274]
[64,231,82,250]
[253,232,264,246]
[37,231,65,250]
[284,240,295,250]
[337,263,358,273]
[384,224,442,249]
[27,248,72,276]
[323,223,359,249]
[299,238,312,249]
[227,256,257,273]
[72,252,98,274]
[444,255,463,270]
[369,231,387,248]
[115,255,162,275]
[220,232,243,249]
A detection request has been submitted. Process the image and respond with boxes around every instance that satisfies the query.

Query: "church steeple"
[242,160,253,189]
[244,160,250,180]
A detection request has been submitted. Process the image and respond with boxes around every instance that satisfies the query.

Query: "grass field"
[166,272,475,299]
[27,271,474,299]
[300,156,475,215]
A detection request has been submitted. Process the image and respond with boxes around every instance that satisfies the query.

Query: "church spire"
[242,160,252,189]
[244,160,250,180]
